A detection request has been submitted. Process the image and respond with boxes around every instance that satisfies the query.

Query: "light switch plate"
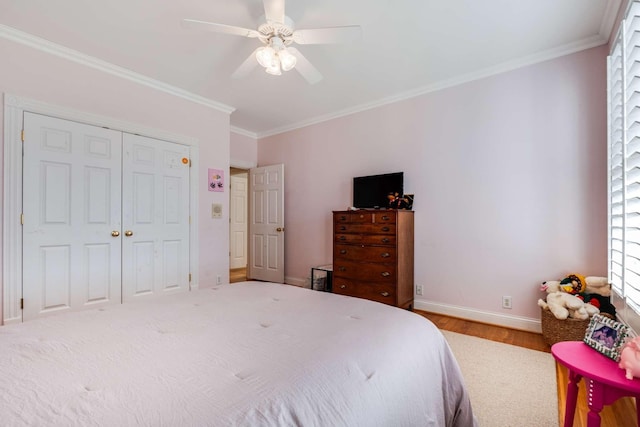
[212,203,222,218]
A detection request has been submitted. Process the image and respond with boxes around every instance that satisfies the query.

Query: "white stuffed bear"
[538,281,599,320]
[583,276,611,297]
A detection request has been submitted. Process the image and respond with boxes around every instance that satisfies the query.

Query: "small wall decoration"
[208,168,224,192]
[583,314,630,361]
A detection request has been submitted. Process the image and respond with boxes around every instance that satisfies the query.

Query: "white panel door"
[22,112,122,320]
[230,173,248,269]
[248,164,284,283]
[122,133,190,301]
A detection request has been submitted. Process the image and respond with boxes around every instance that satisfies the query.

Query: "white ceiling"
[0,0,621,137]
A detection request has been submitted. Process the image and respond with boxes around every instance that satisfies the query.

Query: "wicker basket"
[540,307,590,346]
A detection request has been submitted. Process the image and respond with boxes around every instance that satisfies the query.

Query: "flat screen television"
[353,172,404,209]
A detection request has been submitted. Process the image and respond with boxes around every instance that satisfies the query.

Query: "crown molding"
[230,126,258,139]
[600,0,623,41]
[0,24,235,115]
[256,34,608,138]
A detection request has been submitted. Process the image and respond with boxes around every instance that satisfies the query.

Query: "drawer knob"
[381,271,390,277]
[359,215,364,218]
[382,216,389,220]
[381,292,390,297]
[340,249,347,254]
[339,236,346,240]
[339,267,346,272]
[381,252,390,258]
[340,226,346,231]
[381,227,390,232]
[381,238,390,243]
[340,216,346,220]
[340,285,346,289]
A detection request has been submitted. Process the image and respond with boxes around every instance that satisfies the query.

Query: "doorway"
[21,112,191,321]
[229,167,248,282]
[3,95,200,325]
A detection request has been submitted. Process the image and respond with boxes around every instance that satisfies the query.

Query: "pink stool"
[551,341,640,427]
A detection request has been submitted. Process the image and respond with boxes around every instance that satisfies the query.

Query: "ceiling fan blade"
[288,47,323,84]
[231,48,261,79]
[263,0,285,24]
[292,25,362,45]
[181,19,260,38]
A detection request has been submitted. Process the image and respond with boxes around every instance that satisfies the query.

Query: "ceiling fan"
[181,0,362,84]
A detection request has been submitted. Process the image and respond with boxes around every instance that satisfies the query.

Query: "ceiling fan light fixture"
[265,61,282,76]
[278,48,297,71]
[256,46,277,68]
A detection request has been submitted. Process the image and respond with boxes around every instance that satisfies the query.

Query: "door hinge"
[20,298,24,310]
[189,215,191,224]
[189,273,192,282]
[20,213,24,225]
[21,129,25,142]
[189,159,192,168]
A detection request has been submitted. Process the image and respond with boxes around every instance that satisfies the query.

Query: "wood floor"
[419,311,638,427]
[230,267,247,283]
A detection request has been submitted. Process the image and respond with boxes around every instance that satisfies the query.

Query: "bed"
[0,281,476,426]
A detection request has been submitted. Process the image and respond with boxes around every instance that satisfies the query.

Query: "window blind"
[609,1,640,324]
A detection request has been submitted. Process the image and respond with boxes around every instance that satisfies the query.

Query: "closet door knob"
[124,230,133,237]
[111,231,120,237]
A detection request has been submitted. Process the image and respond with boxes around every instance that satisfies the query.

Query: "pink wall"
[0,37,231,321]
[230,131,258,168]
[258,46,608,321]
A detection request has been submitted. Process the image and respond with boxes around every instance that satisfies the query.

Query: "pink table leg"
[564,370,581,427]
[586,380,604,427]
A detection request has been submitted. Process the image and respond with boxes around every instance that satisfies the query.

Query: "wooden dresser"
[332,210,414,309]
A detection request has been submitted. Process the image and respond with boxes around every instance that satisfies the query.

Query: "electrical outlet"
[216,275,221,285]
[502,296,512,309]
[416,285,423,296]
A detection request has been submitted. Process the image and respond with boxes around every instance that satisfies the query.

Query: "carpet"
[442,330,557,427]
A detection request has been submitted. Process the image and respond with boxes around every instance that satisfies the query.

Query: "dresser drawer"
[334,244,396,262]
[335,234,396,245]
[333,278,397,305]
[334,223,396,235]
[333,260,396,282]
[334,212,372,223]
[373,212,397,223]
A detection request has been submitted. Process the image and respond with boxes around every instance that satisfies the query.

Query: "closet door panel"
[22,112,122,321]
[122,133,190,301]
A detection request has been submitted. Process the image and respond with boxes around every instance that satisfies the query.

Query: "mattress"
[0,281,476,426]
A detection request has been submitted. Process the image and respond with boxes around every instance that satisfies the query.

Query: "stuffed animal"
[619,337,640,380]
[543,276,616,318]
[538,281,599,320]
[558,274,611,297]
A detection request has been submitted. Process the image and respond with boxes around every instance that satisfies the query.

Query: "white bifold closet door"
[22,112,190,321]
[121,133,190,302]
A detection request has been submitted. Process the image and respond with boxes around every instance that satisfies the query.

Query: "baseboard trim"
[285,275,542,332]
[285,276,307,288]
[415,300,542,333]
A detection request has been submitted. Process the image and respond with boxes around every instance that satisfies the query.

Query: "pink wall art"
[208,169,224,192]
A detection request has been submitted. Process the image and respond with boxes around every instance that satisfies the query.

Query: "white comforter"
[0,281,476,427]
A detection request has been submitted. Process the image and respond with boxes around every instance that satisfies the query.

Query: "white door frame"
[2,94,200,324]
[229,170,248,270]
